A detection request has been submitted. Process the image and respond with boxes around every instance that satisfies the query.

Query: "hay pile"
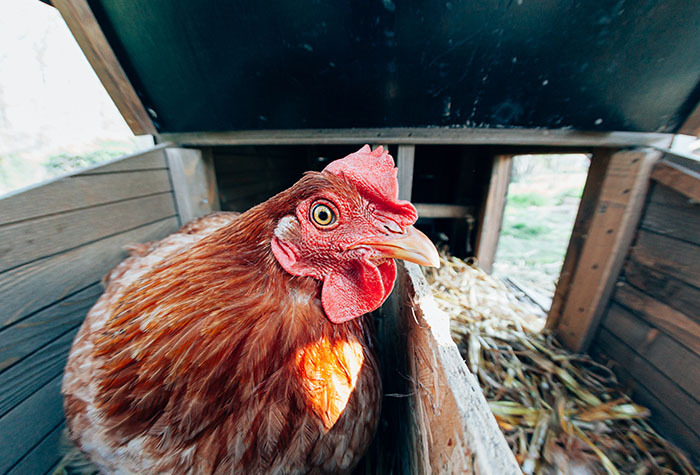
[423,254,697,475]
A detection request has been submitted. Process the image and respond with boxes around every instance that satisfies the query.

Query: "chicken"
[61,145,439,474]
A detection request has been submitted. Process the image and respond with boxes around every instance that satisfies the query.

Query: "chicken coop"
[2,0,700,473]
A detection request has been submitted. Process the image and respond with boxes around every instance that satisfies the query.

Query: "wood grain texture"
[414,203,474,219]
[601,303,700,399]
[0,327,79,418]
[650,160,700,202]
[166,148,221,224]
[591,330,700,460]
[548,149,612,329]
[0,169,171,226]
[0,218,179,329]
[0,284,101,373]
[7,421,65,475]
[397,145,415,201]
[641,186,700,246]
[400,263,520,474]
[0,192,176,272]
[78,146,167,174]
[554,149,662,351]
[51,0,156,135]
[475,155,512,274]
[630,230,700,289]
[0,374,64,474]
[613,282,700,356]
[624,258,700,323]
[161,128,672,147]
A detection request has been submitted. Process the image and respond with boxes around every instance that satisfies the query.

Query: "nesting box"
[2,0,700,472]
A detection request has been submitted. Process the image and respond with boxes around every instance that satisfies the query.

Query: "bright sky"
[0,0,149,194]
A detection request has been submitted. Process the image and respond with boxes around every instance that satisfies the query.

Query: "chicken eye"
[311,203,336,227]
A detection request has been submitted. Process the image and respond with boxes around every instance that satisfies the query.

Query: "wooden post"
[549,148,663,352]
[52,0,156,135]
[475,155,512,273]
[397,145,415,201]
[165,148,220,225]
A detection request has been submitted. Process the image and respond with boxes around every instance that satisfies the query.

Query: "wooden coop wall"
[0,146,190,474]
[588,155,700,461]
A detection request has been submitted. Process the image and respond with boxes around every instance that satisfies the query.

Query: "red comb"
[323,145,417,226]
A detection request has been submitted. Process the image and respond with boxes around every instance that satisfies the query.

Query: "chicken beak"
[357,225,440,268]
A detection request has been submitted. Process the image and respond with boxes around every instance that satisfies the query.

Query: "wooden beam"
[52,0,156,135]
[650,160,700,202]
[161,128,672,147]
[414,203,474,219]
[475,155,512,274]
[548,149,613,330]
[551,148,663,352]
[165,148,221,225]
[396,145,415,201]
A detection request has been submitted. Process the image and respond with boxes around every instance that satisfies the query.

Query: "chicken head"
[271,145,439,323]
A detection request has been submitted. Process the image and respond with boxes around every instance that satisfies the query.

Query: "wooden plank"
[631,230,700,288]
[0,284,100,373]
[0,192,176,272]
[414,203,474,219]
[548,149,612,329]
[0,169,171,226]
[397,145,415,201]
[641,199,700,247]
[592,330,700,459]
[0,218,178,329]
[77,146,168,174]
[51,0,156,135]
[554,149,662,352]
[398,263,520,474]
[624,258,700,323]
[161,128,673,147]
[0,327,79,418]
[166,148,220,225]
[0,374,64,474]
[475,155,512,274]
[201,147,221,212]
[8,422,65,475]
[601,303,700,399]
[613,282,700,356]
[650,160,700,202]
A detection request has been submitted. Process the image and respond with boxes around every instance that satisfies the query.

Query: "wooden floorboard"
[6,421,65,475]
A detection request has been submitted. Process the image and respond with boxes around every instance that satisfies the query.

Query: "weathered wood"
[642,182,700,248]
[548,149,612,329]
[400,263,520,474]
[0,284,101,373]
[601,303,700,399]
[613,282,700,356]
[679,100,700,137]
[166,148,220,224]
[0,218,179,329]
[554,149,662,352]
[51,0,156,135]
[624,258,700,323]
[414,203,474,219]
[0,192,176,273]
[475,155,512,273]
[8,421,65,475]
[78,146,168,174]
[631,230,700,289]
[0,374,64,474]
[397,145,415,201]
[161,128,673,147]
[0,327,79,418]
[592,330,700,457]
[650,160,700,202]
[0,169,171,227]
[201,147,221,212]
